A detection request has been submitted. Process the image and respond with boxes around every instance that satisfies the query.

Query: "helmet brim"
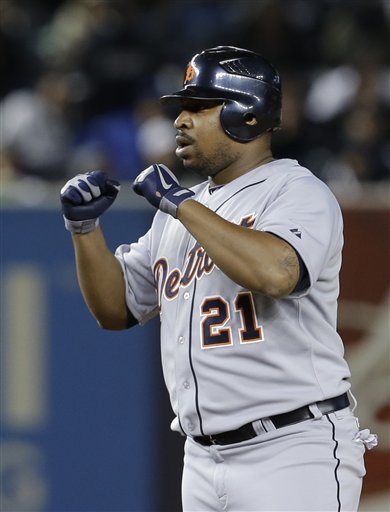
[160,87,226,104]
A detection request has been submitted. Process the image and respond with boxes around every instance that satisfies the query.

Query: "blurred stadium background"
[0,0,389,511]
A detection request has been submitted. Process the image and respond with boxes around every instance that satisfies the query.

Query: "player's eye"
[181,100,222,113]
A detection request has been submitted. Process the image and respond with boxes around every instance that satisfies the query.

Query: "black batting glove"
[132,164,194,217]
[60,171,120,234]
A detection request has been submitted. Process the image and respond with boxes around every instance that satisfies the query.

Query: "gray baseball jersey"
[115,158,351,437]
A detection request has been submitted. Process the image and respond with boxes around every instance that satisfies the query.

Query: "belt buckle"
[208,435,217,445]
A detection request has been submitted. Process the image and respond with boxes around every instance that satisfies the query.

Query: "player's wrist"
[175,196,196,219]
[63,216,100,234]
[160,187,195,218]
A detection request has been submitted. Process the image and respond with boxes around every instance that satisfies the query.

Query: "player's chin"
[175,146,207,176]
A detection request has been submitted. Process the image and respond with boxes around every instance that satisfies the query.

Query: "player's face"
[174,99,244,181]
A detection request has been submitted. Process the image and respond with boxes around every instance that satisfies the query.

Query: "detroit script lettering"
[153,214,256,303]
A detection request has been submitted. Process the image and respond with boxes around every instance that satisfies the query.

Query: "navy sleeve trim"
[265,232,310,293]
[294,252,310,293]
[126,307,139,328]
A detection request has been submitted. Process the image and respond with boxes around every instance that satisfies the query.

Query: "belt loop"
[252,419,268,435]
[261,417,277,432]
[308,403,323,420]
[348,389,358,412]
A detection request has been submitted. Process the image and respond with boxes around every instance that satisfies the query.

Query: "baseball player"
[60,47,377,511]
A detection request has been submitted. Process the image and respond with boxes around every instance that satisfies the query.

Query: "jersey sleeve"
[257,175,343,297]
[115,229,159,325]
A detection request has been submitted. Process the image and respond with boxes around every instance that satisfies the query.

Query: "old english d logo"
[184,63,195,83]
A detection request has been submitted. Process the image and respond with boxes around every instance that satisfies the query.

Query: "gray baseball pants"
[182,407,366,511]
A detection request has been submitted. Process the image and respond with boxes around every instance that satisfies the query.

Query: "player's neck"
[212,151,274,185]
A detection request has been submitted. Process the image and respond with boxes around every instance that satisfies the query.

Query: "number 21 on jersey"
[200,292,264,349]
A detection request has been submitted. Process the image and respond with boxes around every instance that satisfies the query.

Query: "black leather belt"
[193,393,349,447]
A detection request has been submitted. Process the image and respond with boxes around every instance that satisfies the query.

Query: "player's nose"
[174,109,193,130]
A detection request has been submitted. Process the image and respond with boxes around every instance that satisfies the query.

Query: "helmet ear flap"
[220,101,263,142]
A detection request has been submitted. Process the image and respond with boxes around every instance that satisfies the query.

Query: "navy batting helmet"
[160,46,282,142]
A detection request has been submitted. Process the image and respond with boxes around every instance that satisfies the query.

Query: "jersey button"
[187,423,194,432]
[183,292,190,300]
[183,381,190,389]
[178,336,184,344]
